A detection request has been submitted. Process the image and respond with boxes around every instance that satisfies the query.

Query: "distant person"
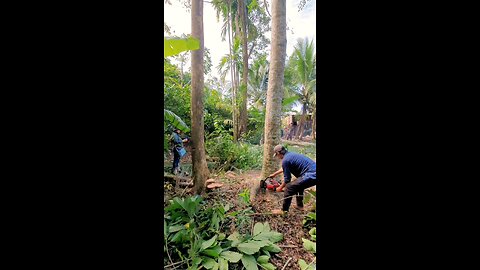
[171,128,189,175]
[268,145,317,215]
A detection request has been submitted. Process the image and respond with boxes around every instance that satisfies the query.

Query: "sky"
[164,0,316,81]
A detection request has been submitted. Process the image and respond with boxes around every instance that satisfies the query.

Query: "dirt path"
[216,170,317,270]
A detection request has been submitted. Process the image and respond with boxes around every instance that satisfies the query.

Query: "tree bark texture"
[191,0,210,194]
[296,103,307,139]
[239,0,249,137]
[261,0,287,179]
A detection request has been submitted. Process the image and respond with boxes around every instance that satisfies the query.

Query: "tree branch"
[263,0,272,17]
[247,41,256,60]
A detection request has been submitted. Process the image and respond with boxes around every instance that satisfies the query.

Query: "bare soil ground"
[207,170,316,270]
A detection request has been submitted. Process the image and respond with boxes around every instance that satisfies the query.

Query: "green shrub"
[206,134,263,171]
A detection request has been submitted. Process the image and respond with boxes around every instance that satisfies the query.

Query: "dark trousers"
[282,176,317,211]
[172,148,180,172]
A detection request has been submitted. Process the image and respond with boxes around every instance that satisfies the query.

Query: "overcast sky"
[164,0,316,81]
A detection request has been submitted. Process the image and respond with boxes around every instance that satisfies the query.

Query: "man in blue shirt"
[269,145,317,214]
[171,129,188,175]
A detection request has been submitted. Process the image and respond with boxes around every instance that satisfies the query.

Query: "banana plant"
[164,36,200,57]
[164,109,190,153]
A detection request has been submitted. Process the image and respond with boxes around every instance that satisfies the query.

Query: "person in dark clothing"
[268,145,316,214]
[171,129,188,174]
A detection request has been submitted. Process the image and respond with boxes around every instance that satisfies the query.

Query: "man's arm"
[268,169,283,178]
[276,165,292,192]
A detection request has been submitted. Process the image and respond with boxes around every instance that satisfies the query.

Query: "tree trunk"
[312,108,316,140]
[239,0,249,137]
[191,0,210,194]
[296,103,307,140]
[233,12,241,141]
[227,1,238,142]
[260,0,287,179]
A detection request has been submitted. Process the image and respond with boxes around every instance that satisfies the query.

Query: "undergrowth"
[164,194,283,270]
[206,133,263,171]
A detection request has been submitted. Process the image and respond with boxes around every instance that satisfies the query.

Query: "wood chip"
[207,183,224,189]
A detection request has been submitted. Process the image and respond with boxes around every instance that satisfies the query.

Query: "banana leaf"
[164,36,200,57]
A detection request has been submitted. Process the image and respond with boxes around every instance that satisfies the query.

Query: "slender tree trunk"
[312,108,316,140]
[233,11,241,141]
[260,0,287,179]
[191,0,210,194]
[296,103,307,140]
[227,1,238,142]
[239,0,249,137]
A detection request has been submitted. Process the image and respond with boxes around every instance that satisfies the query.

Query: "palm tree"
[247,55,269,110]
[191,0,210,195]
[287,37,316,140]
[260,0,287,179]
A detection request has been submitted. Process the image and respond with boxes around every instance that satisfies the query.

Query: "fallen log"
[164,173,191,183]
[178,182,193,187]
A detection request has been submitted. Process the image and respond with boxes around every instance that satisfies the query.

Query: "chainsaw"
[259,177,282,192]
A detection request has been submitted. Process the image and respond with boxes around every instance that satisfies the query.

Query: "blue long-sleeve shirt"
[282,152,316,183]
[172,133,183,149]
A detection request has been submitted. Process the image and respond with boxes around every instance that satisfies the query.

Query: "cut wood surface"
[206,183,223,189]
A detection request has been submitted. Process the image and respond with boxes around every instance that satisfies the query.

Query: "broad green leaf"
[202,245,222,258]
[218,233,226,241]
[227,232,242,247]
[164,36,200,57]
[302,238,316,253]
[309,228,316,237]
[298,259,315,270]
[170,230,185,243]
[256,255,270,264]
[220,251,243,263]
[218,257,228,270]
[202,257,217,269]
[241,254,258,270]
[218,258,228,270]
[192,257,202,268]
[169,225,184,233]
[268,232,283,243]
[262,244,281,253]
[259,263,276,270]
[201,235,218,251]
[253,222,265,235]
[298,259,310,270]
[237,241,264,255]
[262,250,270,257]
[164,109,190,133]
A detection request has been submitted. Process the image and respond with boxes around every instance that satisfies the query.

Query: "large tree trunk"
[260,0,287,179]
[238,0,249,137]
[191,0,210,194]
